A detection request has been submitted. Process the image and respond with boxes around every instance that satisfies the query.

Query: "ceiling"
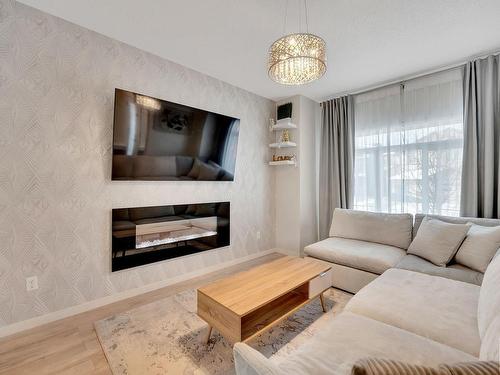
[17,0,500,101]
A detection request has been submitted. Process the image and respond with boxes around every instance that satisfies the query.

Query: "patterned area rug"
[94,288,352,374]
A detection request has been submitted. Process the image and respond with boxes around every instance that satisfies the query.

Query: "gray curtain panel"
[461,54,500,218]
[318,96,355,239]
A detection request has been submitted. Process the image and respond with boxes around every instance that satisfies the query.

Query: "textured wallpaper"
[0,0,275,327]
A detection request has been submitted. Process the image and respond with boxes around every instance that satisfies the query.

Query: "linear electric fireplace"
[112,202,230,271]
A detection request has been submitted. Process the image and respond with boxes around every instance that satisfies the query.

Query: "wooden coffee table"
[197,256,332,343]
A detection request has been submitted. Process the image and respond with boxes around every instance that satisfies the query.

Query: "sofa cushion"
[413,214,500,238]
[128,206,175,221]
[175,156,194,177]
[133,155,177,178]
[478,253,500,339]
[112,220,135,231]
[220,170,234,181]
[112,208,130,221]
[345,268,481,356]
[112,155,134,178]
[304,237,406,275]
[217,202,230,217]
[329,209,413,249]
[274,312,477,375]
[480,315,500,361]
[195,203,217,216]
[187,158,203,179]
[395,255,483,285]
[455,224,500,273]
[197,161,221,180]
[407,217,470,266]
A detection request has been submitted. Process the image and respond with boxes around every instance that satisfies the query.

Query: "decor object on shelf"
[269,154,297,166]
[269,118,276,131]
[281,129,290,142]
[268,1,326,85]
[272,154,295,162]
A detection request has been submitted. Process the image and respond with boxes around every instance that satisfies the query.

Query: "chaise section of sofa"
[234,312,478,375]
[233,254,500,375]
[304,209,413,293]
[345,268,482,356]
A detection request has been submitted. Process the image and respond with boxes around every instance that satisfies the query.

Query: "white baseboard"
[0,249,277,339]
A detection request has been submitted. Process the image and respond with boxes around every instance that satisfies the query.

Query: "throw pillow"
[351,358,499,375]
[195,203,216,216]
[408,217,471,266]
[176,156,195,177]
[220,170,234,181]
[197,161,221,181]
[187,158,202,179]
[351,358,439,375]
[455,224,500,273]
[439,361,499,375]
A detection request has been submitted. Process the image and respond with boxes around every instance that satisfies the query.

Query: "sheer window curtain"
[353,68,464,216]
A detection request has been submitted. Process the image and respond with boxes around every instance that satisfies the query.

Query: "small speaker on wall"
[277,102,292,120]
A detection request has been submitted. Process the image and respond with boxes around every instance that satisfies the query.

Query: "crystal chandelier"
[268,0,326,85]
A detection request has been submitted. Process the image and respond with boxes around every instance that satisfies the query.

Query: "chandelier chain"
[283,0,289,34]
[304,0,309,33]
[298,0,301,33]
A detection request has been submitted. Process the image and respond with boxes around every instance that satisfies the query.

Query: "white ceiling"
[17,0,500,101]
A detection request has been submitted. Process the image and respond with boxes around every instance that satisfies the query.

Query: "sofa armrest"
[233,343,282,375]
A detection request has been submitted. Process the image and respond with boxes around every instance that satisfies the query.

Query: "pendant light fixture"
[268,0,327,85]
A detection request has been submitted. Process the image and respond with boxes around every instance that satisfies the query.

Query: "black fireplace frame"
[111,202,230,271]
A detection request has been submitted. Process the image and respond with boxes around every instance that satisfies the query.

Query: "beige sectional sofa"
[304,209,497,292]
[234,247,500,375]
[233,209,500,374]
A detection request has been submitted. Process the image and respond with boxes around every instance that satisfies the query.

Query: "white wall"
[298,96,319,253]
[0,0,275,328]
[274,97,301,255]
[274,95,319,256]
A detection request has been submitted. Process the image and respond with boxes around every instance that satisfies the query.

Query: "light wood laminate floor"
[0,252,283,375]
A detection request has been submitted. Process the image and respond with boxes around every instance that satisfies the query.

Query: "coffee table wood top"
[197,256,330,316]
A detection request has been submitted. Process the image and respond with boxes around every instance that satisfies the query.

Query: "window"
[353,69,463,216]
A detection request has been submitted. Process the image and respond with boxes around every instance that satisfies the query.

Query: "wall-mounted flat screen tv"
[112,89,240,181]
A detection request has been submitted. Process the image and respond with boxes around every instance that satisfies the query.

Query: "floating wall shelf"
[269,141,297,149]
[269,160,296,166]
[271,118,297,131]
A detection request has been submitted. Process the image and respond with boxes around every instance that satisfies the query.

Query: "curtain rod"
[320,47,500,103]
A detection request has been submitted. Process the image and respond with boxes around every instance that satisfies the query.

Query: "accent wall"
[0,0,275,328]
